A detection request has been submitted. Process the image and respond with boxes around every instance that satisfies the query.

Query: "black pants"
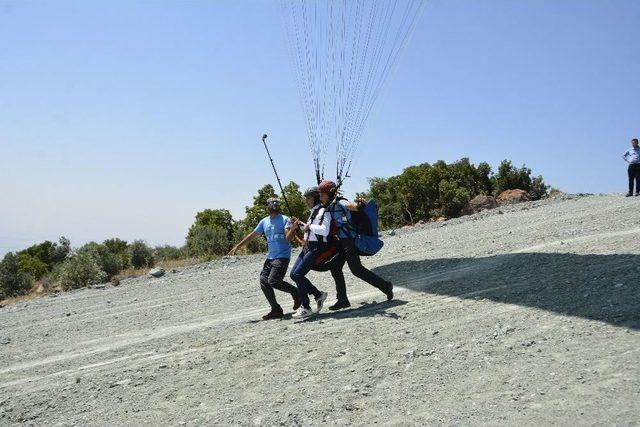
[332,238,389,301]
[259,258,297,311]
[628,164,640,194]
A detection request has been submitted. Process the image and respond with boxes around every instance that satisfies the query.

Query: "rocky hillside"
[1,194,639,425]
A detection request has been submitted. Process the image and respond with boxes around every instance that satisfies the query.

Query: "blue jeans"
[290,242,324,309]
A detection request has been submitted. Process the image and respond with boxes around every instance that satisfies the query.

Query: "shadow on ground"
[371,253,640,330]
[303,299,408,322]
[246,300,408,324]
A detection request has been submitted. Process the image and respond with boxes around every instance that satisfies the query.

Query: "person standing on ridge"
[287,186,330,319]
[318,180,393,310]
[623,138,640,197]
[228,197,300,320]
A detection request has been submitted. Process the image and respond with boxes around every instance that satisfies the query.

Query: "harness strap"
[308,206,326,243]
[330,198,356,238]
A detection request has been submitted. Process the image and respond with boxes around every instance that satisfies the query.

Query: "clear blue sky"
[1,0,638,255]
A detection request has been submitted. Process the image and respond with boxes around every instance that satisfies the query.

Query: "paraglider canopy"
[280,0,426,187]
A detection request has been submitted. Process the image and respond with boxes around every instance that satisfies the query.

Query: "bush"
[281,181,309,222]
[187,225,231,259]
[53,237,71,264]
[16,237,71,274]
[529,175,550,200]
[377,202,406,229]
[128,240,155,269]
[492,160,549,200]
[17,253,48,280]
[103,238,130,268]
[438,180,471,217]
[364,157,550,228]
[154,245,185,261]
[0,253,34,299]
[233,222,267,254]
[78,242,124,280]
[58,251,107,290]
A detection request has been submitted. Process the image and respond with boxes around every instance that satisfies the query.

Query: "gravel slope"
[1,193,639,426]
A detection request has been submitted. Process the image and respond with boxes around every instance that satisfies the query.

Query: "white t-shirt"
[623,147,640,164]
[304,204,331,242]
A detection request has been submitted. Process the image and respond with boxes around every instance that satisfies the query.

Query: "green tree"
[529,175,550,200]
[103,238,130,268]
[58,251,107,290]
[492,160,549,200]
[492,160,532,195]
[78,242,124,279]
[0,253,34,298]
[281,181,309,221]
[154,245,185,261]
[186,225,230,259]
[52,237,71,265]
[243,184,276,228]
[14,236,71,276]
[438,180,471,217]
[186,209,236,257]
[17,253,48,280]
[365,158,535,228]
[128,240,155,269]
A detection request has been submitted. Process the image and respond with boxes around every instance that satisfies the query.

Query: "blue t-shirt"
[254,214,292,260]
[328,199,356,239]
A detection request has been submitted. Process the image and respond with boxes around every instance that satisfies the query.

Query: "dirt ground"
[1,193,639,426]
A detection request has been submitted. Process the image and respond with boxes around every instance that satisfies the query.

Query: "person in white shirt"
[622,138,640,197]
[287,187,330,319]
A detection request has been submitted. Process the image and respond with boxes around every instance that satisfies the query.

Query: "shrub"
[187,225,230,259]
[281,181,309,222]
[154,245,185,261]
[364,158,550,228]
[58,251,107,290]
[52,237,71,265]
[438,180,471,217]
[529,175,550,200]
[492,160,549,200]
[103,238,130,268]
[78,242,124,279]
[233,222,267,254]
[0,253,34,298]
[128,240,155,269]
[17,236,70,273]
[17,253,48,280]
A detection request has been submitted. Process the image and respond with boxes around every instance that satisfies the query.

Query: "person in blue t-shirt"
[622,138,640,197]
[228,197,300,320]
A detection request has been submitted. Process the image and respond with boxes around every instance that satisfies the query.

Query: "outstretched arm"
[228,231,260,256]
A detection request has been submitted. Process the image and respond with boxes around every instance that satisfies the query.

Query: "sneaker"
[384,281,394,301]
[315,291,328,313]
[292,294,302,311]
[635,193,640,197]
[329,299,351,311]
[262,309,284,320]
[292,307,313,319]
[626,193,633,197]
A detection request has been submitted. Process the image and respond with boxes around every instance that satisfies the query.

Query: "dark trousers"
[290,242,324,309]
[333,238,389,301]
[628,164,640,194]
[259,258,297,311]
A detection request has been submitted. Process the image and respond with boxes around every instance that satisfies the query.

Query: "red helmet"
[318,180,337,194]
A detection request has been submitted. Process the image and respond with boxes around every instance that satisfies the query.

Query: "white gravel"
[1,193,639,425]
